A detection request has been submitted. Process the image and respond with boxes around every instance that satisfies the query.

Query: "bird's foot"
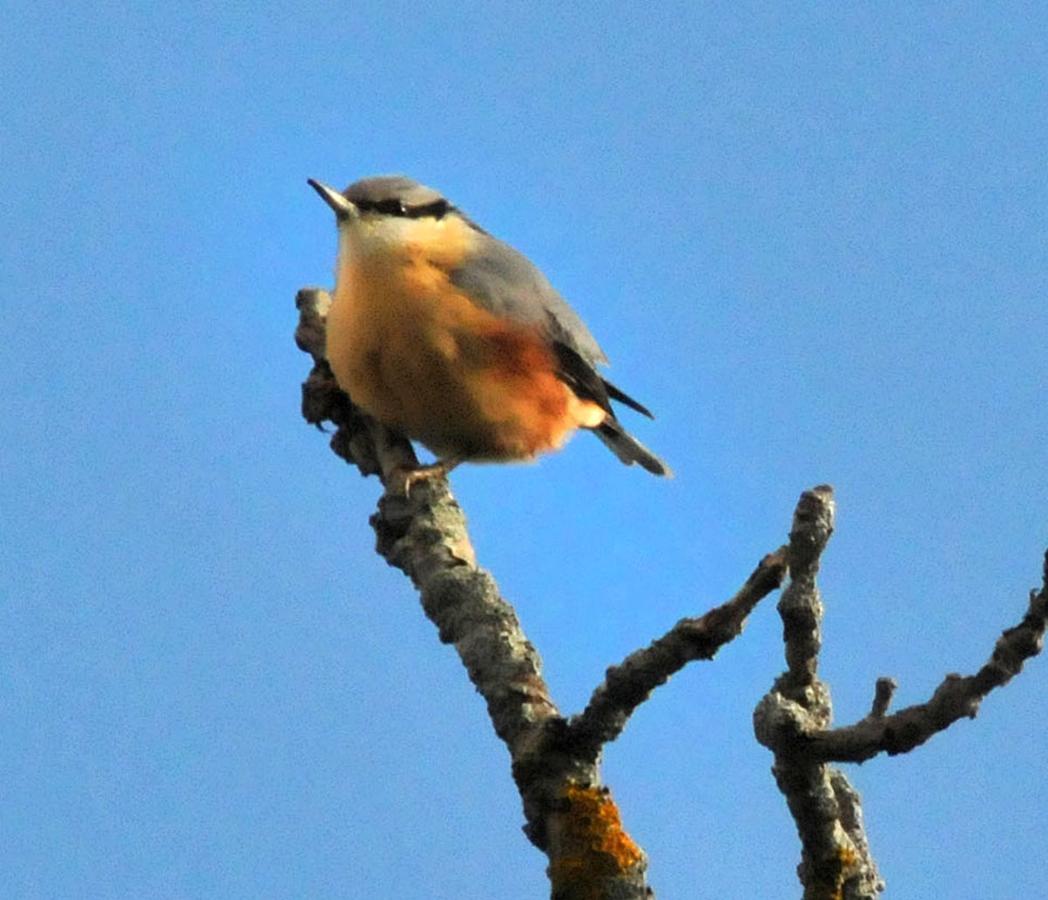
[387,458,462,496]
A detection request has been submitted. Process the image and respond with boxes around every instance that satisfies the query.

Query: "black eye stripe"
[356,198,451,219]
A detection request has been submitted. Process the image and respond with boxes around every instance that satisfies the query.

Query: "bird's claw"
[387,459,459,497]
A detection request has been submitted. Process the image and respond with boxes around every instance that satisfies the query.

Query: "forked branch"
[296,287,785,899]
[755,487,1047,899]
[298,287,1045,899]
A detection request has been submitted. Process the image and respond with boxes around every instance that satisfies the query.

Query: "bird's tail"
[594,419,672,477]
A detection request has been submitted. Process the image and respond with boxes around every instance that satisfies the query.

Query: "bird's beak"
[308,179,356,219]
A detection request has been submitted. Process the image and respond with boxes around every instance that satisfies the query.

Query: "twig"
[802,558,1048,763]
[566,549,787,761]
[868,678,897,719]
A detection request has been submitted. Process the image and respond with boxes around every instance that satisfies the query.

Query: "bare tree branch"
[297,288,653,899]
[828,770,881,900]
[755,487,1047,899]
[754,486,884,899]
[566,549,787,761]
[799,557,1048,764]
[299,286,1046,898]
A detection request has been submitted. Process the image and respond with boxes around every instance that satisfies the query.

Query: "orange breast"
[325,243,605,461]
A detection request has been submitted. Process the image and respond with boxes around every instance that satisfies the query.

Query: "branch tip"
[567,548,786,758]
[869,678,897,719]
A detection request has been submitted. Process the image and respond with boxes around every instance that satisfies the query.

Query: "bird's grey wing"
[448,233,608,365]
[449,231,654,420]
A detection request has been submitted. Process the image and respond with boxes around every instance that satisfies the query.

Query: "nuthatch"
[308,175,670,483]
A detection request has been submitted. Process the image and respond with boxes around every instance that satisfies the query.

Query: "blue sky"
[3,3,1046,898]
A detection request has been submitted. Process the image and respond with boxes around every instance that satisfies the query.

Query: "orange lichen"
[814,845,862,900]
[548,782,645,900]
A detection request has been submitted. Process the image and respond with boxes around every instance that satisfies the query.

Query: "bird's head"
[309,175,474,261]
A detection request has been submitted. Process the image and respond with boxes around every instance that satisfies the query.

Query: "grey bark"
[753,487,1048,899]
[297,287,1047,898]
[296,288,782,898]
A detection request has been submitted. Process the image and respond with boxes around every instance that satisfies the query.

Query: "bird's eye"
[357,197,451,219]
[372,199,406,216]
[402,199,450,220]
[420,199,450,219]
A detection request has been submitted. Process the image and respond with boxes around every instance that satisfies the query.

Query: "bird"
[308,175,670,486]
